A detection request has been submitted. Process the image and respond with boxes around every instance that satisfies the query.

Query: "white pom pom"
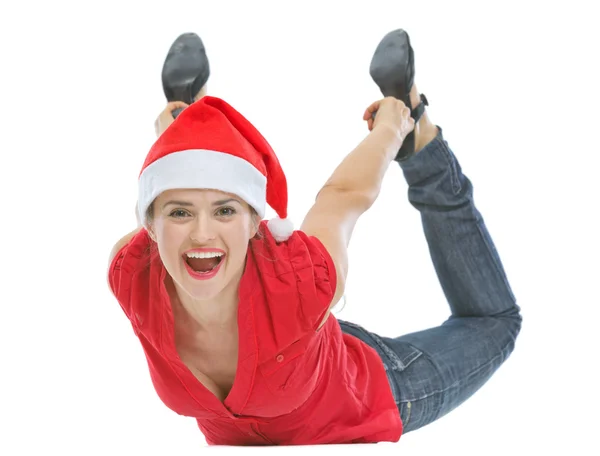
[267,217,294,242]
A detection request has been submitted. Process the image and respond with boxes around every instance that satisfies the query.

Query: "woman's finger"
[365,100,382,116]
[166,101,189,111]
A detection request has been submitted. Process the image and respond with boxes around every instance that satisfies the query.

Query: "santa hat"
[137,96,294,242]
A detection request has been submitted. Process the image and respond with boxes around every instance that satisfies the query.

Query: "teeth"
[186,251,224,259]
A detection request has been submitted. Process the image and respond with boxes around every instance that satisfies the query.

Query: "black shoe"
[369,29,428,162]
[161,32,210,118]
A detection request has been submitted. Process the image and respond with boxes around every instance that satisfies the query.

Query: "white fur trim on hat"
[267,217,294,242]
[138,149,267,226]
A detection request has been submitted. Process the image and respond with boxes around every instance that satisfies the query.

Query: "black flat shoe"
[369,29,428,162]
[161,32,210,118]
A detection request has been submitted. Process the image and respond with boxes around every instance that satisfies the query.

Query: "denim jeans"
[338,127,522,433]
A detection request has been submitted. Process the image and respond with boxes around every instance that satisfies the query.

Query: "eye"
[216,207,236,217]
[169,209,190,218]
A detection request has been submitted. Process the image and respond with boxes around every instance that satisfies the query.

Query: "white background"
[1,1,599,455]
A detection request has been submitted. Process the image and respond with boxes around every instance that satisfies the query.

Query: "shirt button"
[276,354,284,362]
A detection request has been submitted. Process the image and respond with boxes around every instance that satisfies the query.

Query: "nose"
[190,213,216,243]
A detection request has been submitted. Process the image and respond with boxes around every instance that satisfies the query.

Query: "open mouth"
[184,253,225,274]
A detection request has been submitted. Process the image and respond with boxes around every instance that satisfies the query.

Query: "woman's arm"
[155,101,189,137]
[108,227,142,267]
[301,97,414,329]
[106,203,144,288]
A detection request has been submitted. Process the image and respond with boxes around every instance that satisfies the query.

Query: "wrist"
[371,123,403,158]
[372,122,402,140]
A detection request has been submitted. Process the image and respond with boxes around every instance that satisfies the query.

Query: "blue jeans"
[338,127,522,433]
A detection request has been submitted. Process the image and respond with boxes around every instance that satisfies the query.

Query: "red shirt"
[108,221,402,445]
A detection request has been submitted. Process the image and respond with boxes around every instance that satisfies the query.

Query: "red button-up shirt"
[108,222,402,445]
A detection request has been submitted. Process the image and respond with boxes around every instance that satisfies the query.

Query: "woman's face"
[149,188,259,302]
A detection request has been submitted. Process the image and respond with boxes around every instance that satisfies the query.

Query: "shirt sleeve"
[296,231,338,331]
[249,223,338,350]
[107,229,151,321]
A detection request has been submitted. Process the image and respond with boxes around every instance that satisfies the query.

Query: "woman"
[108,29,522,445]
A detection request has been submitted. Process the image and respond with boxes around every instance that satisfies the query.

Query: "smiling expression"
[148,188,259,302]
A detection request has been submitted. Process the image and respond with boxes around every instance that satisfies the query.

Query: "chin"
[182,275,222,296]
[181,262,228,299]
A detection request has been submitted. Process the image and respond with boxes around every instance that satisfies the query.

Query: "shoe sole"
[161,33,210,106]
[369,29,414,108]
[369,29,421,162]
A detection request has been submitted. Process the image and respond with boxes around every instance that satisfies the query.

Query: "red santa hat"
[137,96,294,242]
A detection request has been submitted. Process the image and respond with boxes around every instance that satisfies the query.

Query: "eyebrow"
[162,198,241,209]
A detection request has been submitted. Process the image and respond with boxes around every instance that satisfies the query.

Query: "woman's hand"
[154,101,189,137]
[363,96,415,141]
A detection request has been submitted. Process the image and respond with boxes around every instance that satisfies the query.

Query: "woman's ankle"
[409,84,438,153]
[193,84,208,102]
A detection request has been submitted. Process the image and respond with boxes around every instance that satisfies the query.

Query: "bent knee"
[495,304,522,356]
[499,304,522,335]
